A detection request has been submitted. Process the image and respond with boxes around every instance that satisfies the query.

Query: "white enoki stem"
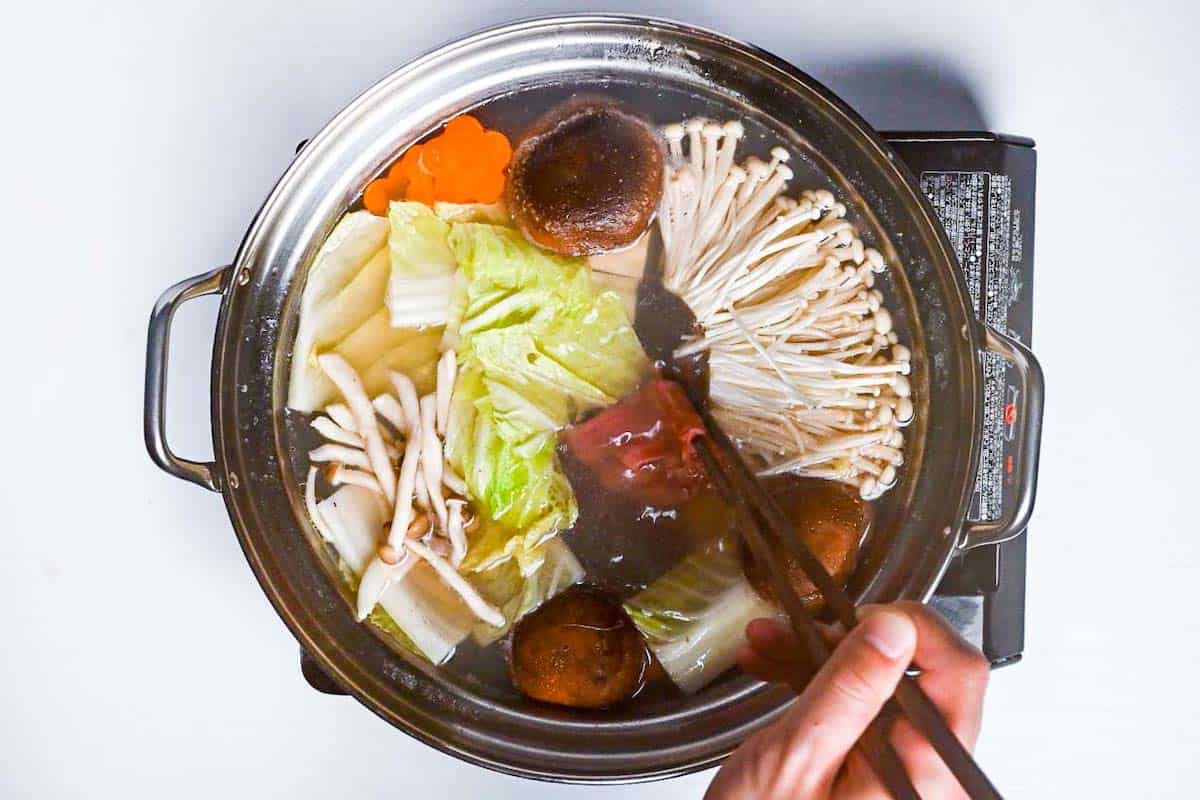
[318,354,396,505]
[305,467,336,545]
[428,536,452,558]
[325,403,357,433]
[372,394,408,434]
[356,553,417,621]
[405,540,503,626]
[328,464,384,496]
[311,416,363,449]
[413,463,430,509]
[445,499,468,567]
[309,444,371,470]
[658,118,912,496]
[852,456,883,476]
[376,417,395,444]
[442,467,468,497]
[309,357,494,627]
[388,371,420,435]
[389,427,423,549]
[419,395,447,532]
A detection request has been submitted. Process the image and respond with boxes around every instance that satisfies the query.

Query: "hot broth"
[287,77,911,711]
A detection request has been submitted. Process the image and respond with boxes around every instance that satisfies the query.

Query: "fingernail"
[860,610,915,660]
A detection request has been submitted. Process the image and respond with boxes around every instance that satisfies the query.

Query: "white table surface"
[3,1,1198,797]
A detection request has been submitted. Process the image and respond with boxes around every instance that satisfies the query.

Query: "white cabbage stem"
[436,349,457,436]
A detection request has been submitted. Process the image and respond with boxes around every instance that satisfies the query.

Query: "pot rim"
[206,14,982,783]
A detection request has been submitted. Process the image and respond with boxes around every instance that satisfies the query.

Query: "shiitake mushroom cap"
[507,99,664,256]
[742,477,869,609]
[510,586,647,709]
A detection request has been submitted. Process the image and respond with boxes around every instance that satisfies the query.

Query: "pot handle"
[958,323,1044,550]
[144,265,232,493]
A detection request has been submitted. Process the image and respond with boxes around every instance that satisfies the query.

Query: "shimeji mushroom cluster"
[304,351,504,626]
[659,119,913,499]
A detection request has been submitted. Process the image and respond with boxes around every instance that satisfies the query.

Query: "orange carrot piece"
[363,180,392,216]
[444,114,484,140]
[383,170,408,198]
[480,130,513,167]
[364,115,514,208]
[406,172,437,205]
[474,171,505,204]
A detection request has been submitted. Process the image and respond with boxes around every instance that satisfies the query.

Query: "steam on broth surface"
[284,81,912,710]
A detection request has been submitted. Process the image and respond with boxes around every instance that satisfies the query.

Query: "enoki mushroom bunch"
[304,352,503,627]
[659,119,913,499]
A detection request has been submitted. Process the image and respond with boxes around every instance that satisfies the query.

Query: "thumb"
[705,609,917,800]
[779,608,917,775]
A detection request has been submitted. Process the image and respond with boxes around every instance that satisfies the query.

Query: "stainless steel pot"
[143,16,1043,783]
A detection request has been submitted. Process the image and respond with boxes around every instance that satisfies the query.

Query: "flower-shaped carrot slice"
[363,115,514,213]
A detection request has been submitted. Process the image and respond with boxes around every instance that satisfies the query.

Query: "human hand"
[705,602,990,800]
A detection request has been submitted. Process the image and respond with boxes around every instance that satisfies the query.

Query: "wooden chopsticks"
[690,404,1003,800]
[693,439,920,800]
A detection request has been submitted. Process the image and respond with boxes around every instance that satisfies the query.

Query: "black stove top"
[886,132,1037,667]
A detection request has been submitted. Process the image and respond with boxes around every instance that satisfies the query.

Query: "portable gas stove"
[889,132,1037,668]
[297,131,1038,692]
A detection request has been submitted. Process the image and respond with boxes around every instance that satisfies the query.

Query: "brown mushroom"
[742,477,869,610]
[510,587,648,708]
[507,100,663,256]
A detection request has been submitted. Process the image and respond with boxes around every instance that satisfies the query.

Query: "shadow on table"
[805,54,990,131]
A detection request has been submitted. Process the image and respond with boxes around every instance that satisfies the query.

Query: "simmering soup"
[285,80,912,709]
